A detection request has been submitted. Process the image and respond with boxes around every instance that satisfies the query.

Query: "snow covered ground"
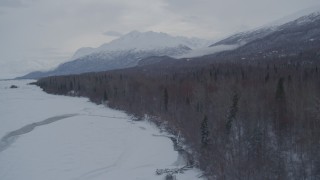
[0,80,204,180]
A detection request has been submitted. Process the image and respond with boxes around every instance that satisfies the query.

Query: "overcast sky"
[1,0,319,78]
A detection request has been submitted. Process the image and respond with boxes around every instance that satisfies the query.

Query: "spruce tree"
[201,115,209,146]
[103,90,108,101]
[164,88,168,111]
[226,93,239,134]
[275,78,285,101]
[275,77,288,130]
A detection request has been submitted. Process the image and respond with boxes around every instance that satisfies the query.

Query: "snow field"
[0,80,203,180]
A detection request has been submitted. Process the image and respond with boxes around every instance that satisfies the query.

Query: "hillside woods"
[36,61,320,179]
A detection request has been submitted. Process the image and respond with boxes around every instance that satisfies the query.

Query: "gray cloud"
[162,0,320,34]
[0,0,320,78]
[0,0,29,8]
[0,0,23,7]
[103,31,123,37]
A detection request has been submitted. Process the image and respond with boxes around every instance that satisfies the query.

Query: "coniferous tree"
[226,93,239,134]
[265,73,270,82]
[275,77,288,130]
[275,78,285,101]
[164,88,168,111]
[70,81,73,90]
[103,90,108,101]
[201,115,209,146]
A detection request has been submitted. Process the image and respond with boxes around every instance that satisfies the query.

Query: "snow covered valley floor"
[0,80,203,180]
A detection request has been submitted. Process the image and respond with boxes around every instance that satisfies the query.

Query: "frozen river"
[0,80,203,180]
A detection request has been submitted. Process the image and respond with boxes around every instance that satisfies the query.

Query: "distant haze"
[0,0,319,78]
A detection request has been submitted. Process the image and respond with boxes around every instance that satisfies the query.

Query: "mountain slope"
[208,12,320,62]
[164,11,320,66]
[209,7,320,48]
[19,8,320,79]
[71,31,209,60]
[178,7,320,59]
[19,31,206,79]
[53,46,190,76]
[21,46,191,79]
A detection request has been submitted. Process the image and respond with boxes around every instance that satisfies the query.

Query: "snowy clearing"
[0,80,204,180]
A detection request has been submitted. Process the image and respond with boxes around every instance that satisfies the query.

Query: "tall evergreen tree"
[201,115,209,146]
[275,78,285,101]
[164,88,168,111]
[226,92,239,134]
[275,77,288,130]
[103,90,108,101]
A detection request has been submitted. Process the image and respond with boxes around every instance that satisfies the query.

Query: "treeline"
[36,61,320,179]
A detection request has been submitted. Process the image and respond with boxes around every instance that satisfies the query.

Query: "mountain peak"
[120,30,170,41]
[125,30,142,37]
[70,30,210,61]
[71,47,95,60]
[96,30,209,52]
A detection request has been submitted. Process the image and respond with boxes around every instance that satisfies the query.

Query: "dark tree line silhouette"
[36,58,320,179]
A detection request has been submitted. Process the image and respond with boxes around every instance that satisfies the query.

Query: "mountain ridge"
[71,30,210,60]
[18,7,320,79]
[19,31,207,79]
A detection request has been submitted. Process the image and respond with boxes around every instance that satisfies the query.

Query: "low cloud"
[103,31,123,37]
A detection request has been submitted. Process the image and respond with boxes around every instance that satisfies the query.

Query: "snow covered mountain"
[194,11,320,64]
[180,8,320,59]
[174,8,320,59]
[172,7,320,60]
[139,10,320,68]
[18,7,320,79]
[20,31,209,79]
[71,31,209,60]
[209,7,320,48]
[44,46,191,76]
[99,31,207,51]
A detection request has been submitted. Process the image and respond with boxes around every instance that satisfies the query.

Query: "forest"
[36,57,320,179]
